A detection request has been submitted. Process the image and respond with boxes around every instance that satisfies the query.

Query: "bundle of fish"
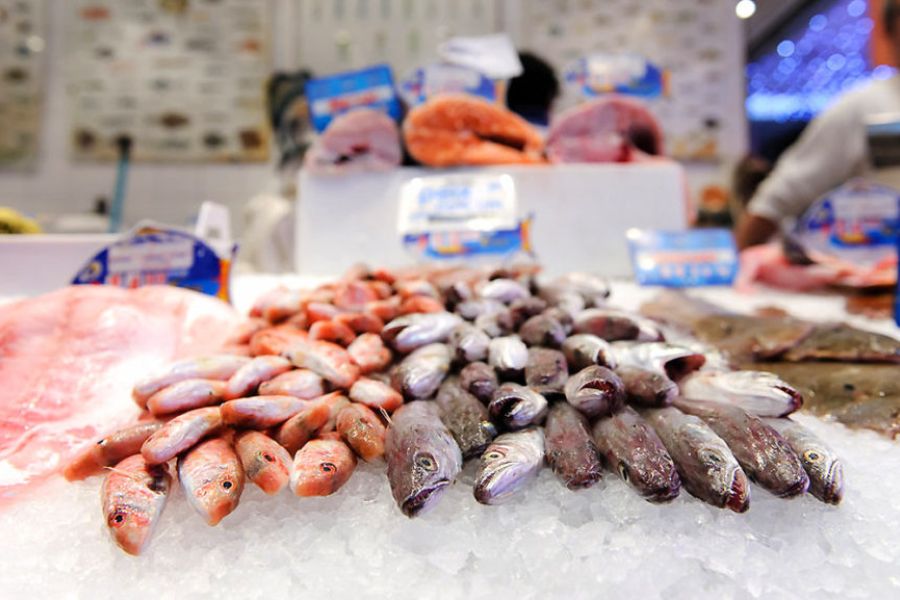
[67,265,851,556]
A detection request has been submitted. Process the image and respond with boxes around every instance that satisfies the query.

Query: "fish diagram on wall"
[521,0,737,161]
[0,0,45,168]
[65,0,272,163]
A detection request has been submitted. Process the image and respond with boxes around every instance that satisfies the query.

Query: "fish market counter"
[1,278,899,600]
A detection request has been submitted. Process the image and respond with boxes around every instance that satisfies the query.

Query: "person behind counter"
[735,0,900,249]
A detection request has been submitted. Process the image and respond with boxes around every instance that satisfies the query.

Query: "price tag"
[305,64,401,133]
[398,174,517,235]
[565,53,666,99]
[627,228,737,287]
[399,63,497,107]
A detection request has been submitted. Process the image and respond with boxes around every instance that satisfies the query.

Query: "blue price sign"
[627,228,738,287]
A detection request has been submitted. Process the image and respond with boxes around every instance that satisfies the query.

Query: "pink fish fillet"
[546,96,664,164]
[0,285,239,505]
[304,108,402,174]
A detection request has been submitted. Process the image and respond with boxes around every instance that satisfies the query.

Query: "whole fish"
[612,341,706,381]
[178,436,244,525]
[473,428,545,505]
[488,383,548,430]
[524,347,568,397]
[336,403,387,462]
[679,370,803,417]
[349,377,404,412]
[391,343,452,400]
[616,365,677,408]
[290,438,357,496]
[781,323,900,363]
[224,356,293,400]
[101,454,171,555]
[235,431,292,495]
[258,369,326,399]
[146,379,227,416]
[477,278,531,304]
[561,334,616,371]
[381,312,462,353]
[133,355,251,407]
[347,332,393,374]
[764,417,844,504]
[385,401,463,517]
[544,402,603,489]
[643,406,750,512]
[435,378,497,459]
[220,395,308,429]
[275,401,332,454]
[284,338,360,389]
[564,365,625,419]
[488,335,529,380]
[592,406,680,502]
[459,361,499,403]
[141,407,223,465]
[675,400,809,498]
[573,309,664,342]
[448,323,490,363]
[518,314,567,348]
[65,422,162,481]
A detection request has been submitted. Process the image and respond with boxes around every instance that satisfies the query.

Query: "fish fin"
[379,407,392,426]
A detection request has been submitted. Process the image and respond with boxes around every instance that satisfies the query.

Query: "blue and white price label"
[627,228,738,287]
[398,174,517,235]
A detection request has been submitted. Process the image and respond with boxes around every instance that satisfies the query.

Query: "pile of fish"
[66,265,850,556]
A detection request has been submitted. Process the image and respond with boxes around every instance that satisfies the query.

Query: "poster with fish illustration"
[66,0,271,162]
[0,0,45,169]
[519,0,744,162]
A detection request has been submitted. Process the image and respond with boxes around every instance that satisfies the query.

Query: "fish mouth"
[775,386,804,413]
[401,480,450,517]
[725,470,751,513]
[645,474,682,503]
[663,354,706,382]
[821,463,844,505]
[492,396,522,420]
[777,472,810,498]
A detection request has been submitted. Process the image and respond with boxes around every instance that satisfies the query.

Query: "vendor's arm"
[739,94,866,248]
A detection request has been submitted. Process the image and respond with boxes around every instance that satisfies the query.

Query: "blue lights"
[747,0,895,122]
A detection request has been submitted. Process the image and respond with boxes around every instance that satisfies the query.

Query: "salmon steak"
[403,94,545,167]
[0,285,239,504]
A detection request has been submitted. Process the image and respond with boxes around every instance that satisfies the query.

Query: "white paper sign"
[438,33,523,79]
[398,174,517,235]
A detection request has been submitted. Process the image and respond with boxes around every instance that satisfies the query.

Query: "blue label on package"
[627,228,738,287]
[72,225,235,301]
[402,218,532,261]
[305,64,402,133]
[399,63,497,106]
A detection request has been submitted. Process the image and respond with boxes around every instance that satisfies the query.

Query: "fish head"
[397,448,455,517]
[490,385,547,429]
[696,444,750,513]
[104,467,170,555]
[719,371,804,415]
[802,446,844,504]
[474,430,543,504]
[181,460,244,526]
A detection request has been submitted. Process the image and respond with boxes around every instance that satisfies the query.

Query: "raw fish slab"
[1,415,898,599]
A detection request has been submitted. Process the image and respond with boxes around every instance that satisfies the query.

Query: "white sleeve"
[747,94,866,222]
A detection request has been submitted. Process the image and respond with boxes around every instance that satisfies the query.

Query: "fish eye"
[222,480,233,489]
[109,511,126,526]
[263,453,275,463]
[804,450,822,463]
[617,462,629,482]
[321,462,336,473]
[700,449,722,465]
[484,451,502,460]
[416,454,437,471]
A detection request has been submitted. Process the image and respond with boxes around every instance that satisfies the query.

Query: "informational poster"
[66,0,272,162]
[0,0,45,169]
[520,0,743,162]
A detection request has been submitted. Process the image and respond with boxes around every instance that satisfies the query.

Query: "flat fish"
[545,402,603,490]
[781,323,900,363]
[643,406,750,512]
[178,437,244,526]
[435,378,497,459]
[101,454,171,556]
[764,417,844,504]
[592,406,680,502]
[675,400,809,498]
[384,402,462,517]
[473,428,545,505]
